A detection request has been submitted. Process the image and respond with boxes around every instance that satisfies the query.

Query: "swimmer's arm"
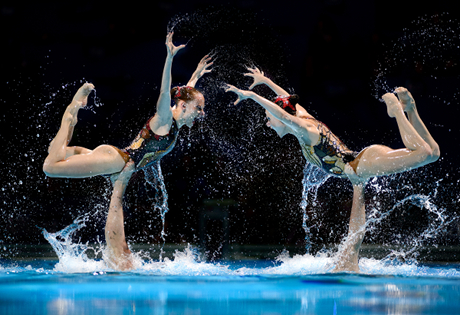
[250,93,314,133]
[187,55,213,87]
[226,84,311,135]
[151,32,185,131]
[245,67,289,96]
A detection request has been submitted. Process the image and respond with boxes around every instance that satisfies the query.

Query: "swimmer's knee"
[417,143,433,163]
[42,159,56,177]
[430,144,441,163]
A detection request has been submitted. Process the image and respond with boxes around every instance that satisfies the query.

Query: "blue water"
[1,252,459,315]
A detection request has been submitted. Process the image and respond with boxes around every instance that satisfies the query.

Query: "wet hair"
[273,94,299,115]
[170,86,202,103]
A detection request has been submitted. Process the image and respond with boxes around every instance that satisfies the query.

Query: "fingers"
[201,56,214,68]
[166,31,186,54]
[201,54,213,63]
[245,66,263,75]
[166,32,174,43]
[224,84,234,92]
[224,84,244,105]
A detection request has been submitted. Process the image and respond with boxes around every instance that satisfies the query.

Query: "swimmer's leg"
[354,93,437,178]
[104,161,134,271]
[395,87,440,161]
[43,83,126,178]
[333,175,367,273]
[45,83,94,163]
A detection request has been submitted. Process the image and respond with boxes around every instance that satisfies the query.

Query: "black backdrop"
[1,1,459,259]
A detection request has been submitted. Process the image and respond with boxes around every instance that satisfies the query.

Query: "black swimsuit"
[300,120,358,178]
[121,118,179,169]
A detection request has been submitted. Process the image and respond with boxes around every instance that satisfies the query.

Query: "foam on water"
[2,244,459,279]
[32,217,460,278]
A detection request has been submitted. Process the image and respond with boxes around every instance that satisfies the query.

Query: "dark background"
[1,1,459,260]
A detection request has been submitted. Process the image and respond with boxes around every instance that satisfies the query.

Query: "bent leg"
[395,87,440,161]
[44,144,126,178]
[46,83,94,158]
[44,83,103,177]
[355,93,434,178]
[333,176,367,273]
[104,161,135,271]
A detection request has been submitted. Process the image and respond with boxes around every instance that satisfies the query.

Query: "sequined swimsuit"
[300,119,358,178]
[116,118,179,170]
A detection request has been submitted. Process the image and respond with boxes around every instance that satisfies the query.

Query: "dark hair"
[273,94,299,115]
[170,86,202,103]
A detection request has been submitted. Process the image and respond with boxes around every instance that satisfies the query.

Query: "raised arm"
[244,67,290,96]
[187,55,213,88]
[149,32,185,133]
[225,84,310,134]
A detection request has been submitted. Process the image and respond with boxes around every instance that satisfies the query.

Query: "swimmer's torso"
[122,118,179,169]
[300,120,357,178]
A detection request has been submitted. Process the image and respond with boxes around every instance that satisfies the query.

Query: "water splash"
[41,216,106,273]
[372,12,460,100]
[144,161,169,261]
[300,163,330,253]
[36,215,460,277]
[367,193,453,262]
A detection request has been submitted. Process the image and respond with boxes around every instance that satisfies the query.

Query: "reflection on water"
[0,259,459,315]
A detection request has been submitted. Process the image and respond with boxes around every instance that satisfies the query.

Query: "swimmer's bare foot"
[395,87,415,112]
[111,160,135,185]
[66,83,95,126]
[382,92,403,118]
[72,83,95,107]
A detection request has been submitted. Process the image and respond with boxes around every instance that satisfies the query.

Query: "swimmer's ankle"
[395,87,416,113]
[71,83,95,108]
[382,93,403,118]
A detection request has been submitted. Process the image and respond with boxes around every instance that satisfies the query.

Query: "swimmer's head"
[171,86,204,103]
[171,86,205,127]
[273,94,299,115]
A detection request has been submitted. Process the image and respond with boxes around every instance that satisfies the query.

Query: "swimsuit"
[115,118,179,170]
[300,119,358,178]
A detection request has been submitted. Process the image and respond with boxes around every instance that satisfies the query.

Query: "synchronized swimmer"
[225,67,439,272]
[43,32,212,270]
[42,30,440,272]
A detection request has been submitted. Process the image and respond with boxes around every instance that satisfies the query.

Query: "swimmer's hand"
[166,32,185,57]
[225,84,252,105]
[188,54,214,87]
[245,67,268,90]
[195,54,213,78]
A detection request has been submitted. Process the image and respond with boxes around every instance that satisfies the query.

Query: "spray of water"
[41,216,106,273]
[300,163,330,253]
[143,161,169,261]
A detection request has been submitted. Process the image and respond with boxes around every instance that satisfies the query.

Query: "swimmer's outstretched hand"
[245,67,268,90]
[196,55,214,77]
[225,84,252,105]
[166,32,185,57]
[188,54,214,87]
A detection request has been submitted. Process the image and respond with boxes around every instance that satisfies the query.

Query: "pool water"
[1,252,459,315]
